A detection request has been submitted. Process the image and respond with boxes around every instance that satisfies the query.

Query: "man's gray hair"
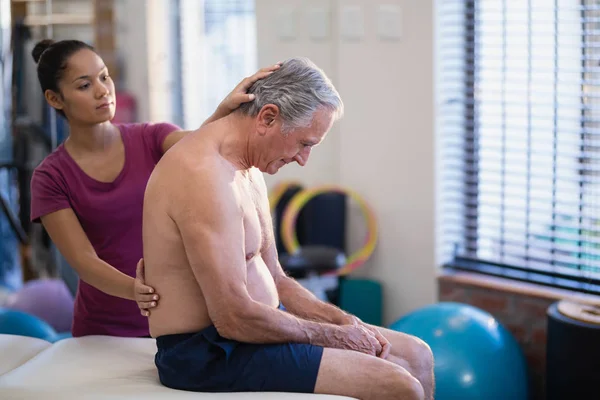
[238,57,344,133]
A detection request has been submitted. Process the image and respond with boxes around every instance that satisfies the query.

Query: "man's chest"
[240,178,271,255]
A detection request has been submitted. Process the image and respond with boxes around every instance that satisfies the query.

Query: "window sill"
[438,269,600,305]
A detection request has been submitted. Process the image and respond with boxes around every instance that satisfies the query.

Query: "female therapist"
[29,38,279,337]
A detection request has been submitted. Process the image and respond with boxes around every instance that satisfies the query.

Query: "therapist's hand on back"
[134,259,159,316]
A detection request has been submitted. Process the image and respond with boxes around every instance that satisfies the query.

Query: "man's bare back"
[143,126,279,338]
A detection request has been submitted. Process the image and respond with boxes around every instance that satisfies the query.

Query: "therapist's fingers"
[137,293,159,303]
[138,301,157,309]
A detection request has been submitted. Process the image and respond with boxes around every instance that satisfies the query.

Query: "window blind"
[438,0,600,293]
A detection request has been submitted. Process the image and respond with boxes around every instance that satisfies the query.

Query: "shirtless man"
[142,58,434,400]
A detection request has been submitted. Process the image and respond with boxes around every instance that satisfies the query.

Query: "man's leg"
[314,348,424,400]
[370,325,435,400]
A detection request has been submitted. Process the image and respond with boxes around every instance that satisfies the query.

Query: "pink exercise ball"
[6,278,74,333]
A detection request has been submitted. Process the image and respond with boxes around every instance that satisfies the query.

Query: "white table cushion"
[0,334,354,400]
[0,334,52,376]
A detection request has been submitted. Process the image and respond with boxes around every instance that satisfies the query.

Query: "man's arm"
[262,239,355,325]
[254,174,391,358]
[264,241,392,358]
[253,172,354,326]
[170,166,358,348]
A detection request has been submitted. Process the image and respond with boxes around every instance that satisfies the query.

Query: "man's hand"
[363,324,392,359]
[328,324,383,357]
[341,315,391,359]
[134,259,159,317]
[215,63,282,116]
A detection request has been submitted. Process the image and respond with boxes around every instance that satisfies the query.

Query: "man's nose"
[294,151,308,167]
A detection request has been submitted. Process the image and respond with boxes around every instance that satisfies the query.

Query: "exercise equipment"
[269,181,305,256]
[271,183,381,322]
[269,181,348,256]
[47,330,73,343]
[0,306,71,343]
[280,184,377,276]
[390,302,528,400]
[338,278,382,326]
[546,300,600,400]
[268,180,303,213]
[0,307,57,340]
[279,246,346,302]
[297,190,347,252]
[6,278,74,332]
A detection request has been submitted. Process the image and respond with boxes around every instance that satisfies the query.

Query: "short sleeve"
[145,122,182,161]
[30,169,71,223]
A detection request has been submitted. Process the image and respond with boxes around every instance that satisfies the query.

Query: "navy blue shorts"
[154,304,324,393]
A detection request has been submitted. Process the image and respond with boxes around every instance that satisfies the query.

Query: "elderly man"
[142,58,434,400]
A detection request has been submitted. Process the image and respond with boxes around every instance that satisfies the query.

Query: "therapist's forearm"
[72,253,135,300]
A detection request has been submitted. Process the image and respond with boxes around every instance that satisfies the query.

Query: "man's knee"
[384,365,425,400]
[404,335,434,375]
[416,337,434,367]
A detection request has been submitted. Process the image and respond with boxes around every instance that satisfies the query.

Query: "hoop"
[268,181,303,213]
[280,185,378,275]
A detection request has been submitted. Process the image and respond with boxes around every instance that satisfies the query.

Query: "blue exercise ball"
[389,302,528,400]
[6,278,74,332]
[0,307,57,340]
[47,331,73,343]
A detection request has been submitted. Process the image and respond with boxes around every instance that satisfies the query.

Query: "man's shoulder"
[172,140,233,175]
[164,158,241,223]
[191,158,236,193]
[156,150,230,195]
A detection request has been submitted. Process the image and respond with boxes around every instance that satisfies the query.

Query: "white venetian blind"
[438,0,600,293]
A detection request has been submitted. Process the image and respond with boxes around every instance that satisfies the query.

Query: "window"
[438,0,600,293]
[173,0,257,130]
[0,0,10,163]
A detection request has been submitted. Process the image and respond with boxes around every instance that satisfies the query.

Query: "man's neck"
[65,121,119,153]
[216,113,256,171]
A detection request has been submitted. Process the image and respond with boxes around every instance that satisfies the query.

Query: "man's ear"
[44,90,65,112]
[256,104,280,135]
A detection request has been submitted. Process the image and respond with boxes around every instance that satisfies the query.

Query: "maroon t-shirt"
[30,122,180,337]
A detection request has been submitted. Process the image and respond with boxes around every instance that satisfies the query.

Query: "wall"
[256,0,437,324]
[114,0,151,122]
[256,0,341,187]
